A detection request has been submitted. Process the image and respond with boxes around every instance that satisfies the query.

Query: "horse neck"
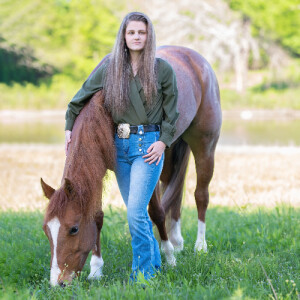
[63,95,115,205]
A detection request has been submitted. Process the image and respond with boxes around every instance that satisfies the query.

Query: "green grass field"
[0,206,299,299]
[1,64,300,111]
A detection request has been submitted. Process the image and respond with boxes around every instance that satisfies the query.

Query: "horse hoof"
[172,240,184,252]
[169,219,184,252]
[87,272,103,280]
[166,255,176,267]
[194,240,207,253]
[169,232,184,250]
[161,240,177,267]
[88,255,104,280]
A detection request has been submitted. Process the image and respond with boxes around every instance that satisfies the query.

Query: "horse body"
[154,46,222,253]
[158,46,221,141]
[41,46,221,285]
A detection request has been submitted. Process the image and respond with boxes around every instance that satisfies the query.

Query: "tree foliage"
[0,40,55,84]
[0,0,121,83]
[227,0,300,56]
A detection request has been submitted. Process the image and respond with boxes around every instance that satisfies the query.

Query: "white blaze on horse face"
[88,255,104,280]
[47,217,61,286]
[169,218,184,252]
[194,220,207,252]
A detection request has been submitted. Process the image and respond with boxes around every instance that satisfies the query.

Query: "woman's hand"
[142,141,166,165]
[65,130,72,156]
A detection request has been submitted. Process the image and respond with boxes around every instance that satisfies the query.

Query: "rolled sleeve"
[158,60,179,147]
[65,63,107,131]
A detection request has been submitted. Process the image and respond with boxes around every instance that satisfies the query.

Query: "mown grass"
[0,206,299,299]
[1,83,299,110]
[1,66,300,110]
[0,74,77,110]
[220,87,300,110]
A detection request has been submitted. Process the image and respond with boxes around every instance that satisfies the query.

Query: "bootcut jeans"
[114,125,164,280]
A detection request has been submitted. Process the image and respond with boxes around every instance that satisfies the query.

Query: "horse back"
[88,46,222,143]
[157,46,222,142]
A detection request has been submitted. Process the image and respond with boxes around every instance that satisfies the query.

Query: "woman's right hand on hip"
[65,130,72,156]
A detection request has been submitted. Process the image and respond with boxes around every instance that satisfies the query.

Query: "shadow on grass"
[0,206,298,299]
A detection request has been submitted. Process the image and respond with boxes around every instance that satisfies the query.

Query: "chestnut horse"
[41,46,222,286]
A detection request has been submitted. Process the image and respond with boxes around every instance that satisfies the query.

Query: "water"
[0,122,64,144]
[219,119,300,146]
[0,119,299,146]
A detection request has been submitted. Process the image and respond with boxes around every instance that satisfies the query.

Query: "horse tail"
[161,138,190,215]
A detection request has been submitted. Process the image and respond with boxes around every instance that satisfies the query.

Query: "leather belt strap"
[129,124,160,134]
[115,124,160,138]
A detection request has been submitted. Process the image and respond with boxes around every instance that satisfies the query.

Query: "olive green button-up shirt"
[65,58,179,147]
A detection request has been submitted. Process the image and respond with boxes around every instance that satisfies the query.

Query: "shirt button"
[139,138,142,141]
[139,130,143,135]
[139,144,142,147]
[139,149,142,152]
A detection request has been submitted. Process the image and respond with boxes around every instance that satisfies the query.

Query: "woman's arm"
[158,60,179,148]
[65,63,107,131]
[143,60,179,165]
[64,63,107,155]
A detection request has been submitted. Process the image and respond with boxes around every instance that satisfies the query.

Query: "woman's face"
[125,21,147,53]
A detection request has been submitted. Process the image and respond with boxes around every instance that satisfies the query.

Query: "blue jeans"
[114,125,164,280]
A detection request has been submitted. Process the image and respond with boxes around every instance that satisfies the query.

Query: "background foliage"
[0,0,120,82]
[227,0,300,56]
[0,0,299,109]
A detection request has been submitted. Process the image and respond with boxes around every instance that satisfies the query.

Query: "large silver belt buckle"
[117,123,130,139]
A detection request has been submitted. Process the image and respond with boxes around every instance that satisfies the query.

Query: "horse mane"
[46,90,115,221]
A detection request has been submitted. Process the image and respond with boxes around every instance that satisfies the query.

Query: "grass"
[219,60,300,110]
[0,206,299,299]
[1,65,300,110]
[0,74,78,110]
[0,144,299,298]
[220,87,300,110]
[1,82,300,110]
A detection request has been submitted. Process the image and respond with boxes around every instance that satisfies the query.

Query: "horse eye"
[69,226,79,235]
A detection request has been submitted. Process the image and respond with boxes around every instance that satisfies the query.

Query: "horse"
[41,45,222,286]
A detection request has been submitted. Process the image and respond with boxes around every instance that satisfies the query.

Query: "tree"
[0,0,121,80]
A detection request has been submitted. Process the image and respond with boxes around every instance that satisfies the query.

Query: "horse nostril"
[59,281,66,288]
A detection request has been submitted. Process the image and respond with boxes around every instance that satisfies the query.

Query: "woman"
[64,12,179,281]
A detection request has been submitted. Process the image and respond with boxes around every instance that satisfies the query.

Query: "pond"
[220,119,300,146]
[0,119,299,146]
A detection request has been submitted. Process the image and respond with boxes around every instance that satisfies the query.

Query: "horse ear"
[64,178,74,198]
[40,178,55,199]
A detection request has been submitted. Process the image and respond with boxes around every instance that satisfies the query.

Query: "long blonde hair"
[104,12,157,116]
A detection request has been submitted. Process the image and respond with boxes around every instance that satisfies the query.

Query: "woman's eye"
[69,226,79,235]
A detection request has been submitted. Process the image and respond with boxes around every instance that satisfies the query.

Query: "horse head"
[40,90,113,286]
[41,178,100,286]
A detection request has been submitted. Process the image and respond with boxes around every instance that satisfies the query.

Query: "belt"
[116,124,160,138]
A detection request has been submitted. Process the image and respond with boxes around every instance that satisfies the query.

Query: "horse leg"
[148,189,176,266]
[88,210,104,279]
[188,136,218,253]
[162,140,190,252]
[169,202,184,252]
